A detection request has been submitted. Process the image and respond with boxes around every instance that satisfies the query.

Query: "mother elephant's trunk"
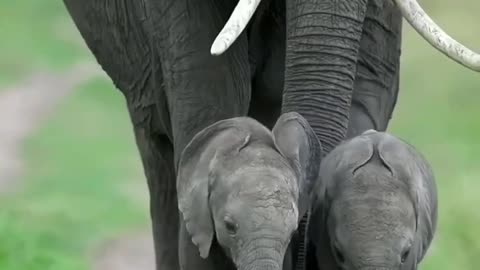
[281,0,368,153]
[281,5,368,270]
[211,0,369,153]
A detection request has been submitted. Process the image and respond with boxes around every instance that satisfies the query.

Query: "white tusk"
[394,0,480,72]
[210,0,262,56]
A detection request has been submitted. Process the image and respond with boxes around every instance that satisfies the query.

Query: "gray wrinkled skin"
[62,0,403,269]
[177,113,322,270]
[308,130,438,270]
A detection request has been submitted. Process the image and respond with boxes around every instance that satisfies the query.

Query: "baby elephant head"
[177,112,322,270]
[310,130,438,270]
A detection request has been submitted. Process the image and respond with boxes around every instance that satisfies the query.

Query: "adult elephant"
[62,1,476,270]
[62,1,323,270]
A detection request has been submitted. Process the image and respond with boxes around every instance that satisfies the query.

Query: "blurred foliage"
[391,0,480,268]
[0,0,479,269]
[0,1,90,85]
[0,79,148,270]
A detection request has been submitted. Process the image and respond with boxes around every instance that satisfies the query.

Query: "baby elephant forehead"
[229,168,298,206]
[335,182,414,208]
[333,169,413,200]
[244,197,299,231]
[333,194,416,230]
[229,165,298,192]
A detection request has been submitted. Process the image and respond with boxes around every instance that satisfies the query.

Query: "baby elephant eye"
[224,216,238,235]
[401,249,411,263]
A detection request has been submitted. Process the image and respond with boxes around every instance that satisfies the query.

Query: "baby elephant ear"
[177,117,268,258]
[316,131,375,204]
[376,133,438,261]
[272,112,323,216]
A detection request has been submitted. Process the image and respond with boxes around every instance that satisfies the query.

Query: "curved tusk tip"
[210,40,228,56]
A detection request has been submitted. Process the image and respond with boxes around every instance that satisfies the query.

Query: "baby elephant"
[177,112,322,270]
[309,130,438,270]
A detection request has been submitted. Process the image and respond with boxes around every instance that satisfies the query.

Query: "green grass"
[0,1,90,86]
[0,79,149,270]
[390,2,480,269]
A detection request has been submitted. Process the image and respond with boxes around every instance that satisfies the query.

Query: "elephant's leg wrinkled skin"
[133,129,179,270]
[63,1,182,270]
[147,0,251,160]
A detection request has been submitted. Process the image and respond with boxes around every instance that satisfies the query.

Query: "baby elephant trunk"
[244,259,281,270]
[238,239,284,270]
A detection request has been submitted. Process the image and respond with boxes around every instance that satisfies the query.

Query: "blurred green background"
[0,1,478,269]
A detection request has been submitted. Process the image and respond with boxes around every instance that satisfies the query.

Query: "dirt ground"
[0,62,100,193]
[92,231,155,270]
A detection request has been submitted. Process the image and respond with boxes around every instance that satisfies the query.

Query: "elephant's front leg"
[62,1,182,269]
[133,128,179,270]
[347,1,403,138]
[147,0,252,158]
